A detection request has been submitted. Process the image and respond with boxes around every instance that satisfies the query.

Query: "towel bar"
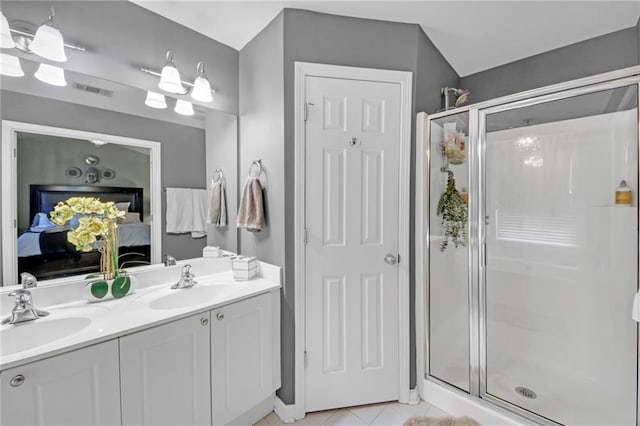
[248,159,262,178]
[213,168,224,183]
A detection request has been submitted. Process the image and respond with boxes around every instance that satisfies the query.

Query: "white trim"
[415,112,428,400]
[1,121,162,285]
[294,62,413,417]
[274,396,297,424]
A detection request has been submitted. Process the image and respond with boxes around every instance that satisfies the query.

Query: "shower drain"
[515,386,537,399]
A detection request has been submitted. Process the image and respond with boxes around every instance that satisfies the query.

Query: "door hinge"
[304,101,315,122]
[13,148,17,158]
[13,219,17,228]
[304,350,308,368]
[397,254,401,264]
[303,228,308,245]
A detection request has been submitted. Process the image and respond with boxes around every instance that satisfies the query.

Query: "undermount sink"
[1,317,92,356]
[149,285,235,310]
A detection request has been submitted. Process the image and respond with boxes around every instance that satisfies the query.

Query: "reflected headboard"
[29,185,144,221]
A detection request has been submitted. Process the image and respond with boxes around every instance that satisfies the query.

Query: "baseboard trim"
[274,396,297,424]
[408,388,420,405]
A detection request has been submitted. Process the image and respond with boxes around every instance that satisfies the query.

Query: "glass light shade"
[29,23,67,62]
[174,99,194,116]
[191,76,213,102]
[0,53,23,77]
[158,65,184,93]
[145,91,167,109]
[34,63,67,86]
[0,12,15,49]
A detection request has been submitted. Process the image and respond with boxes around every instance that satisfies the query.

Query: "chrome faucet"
[2,273,49,325]
[171,264,196,289]
[164,254,177,267]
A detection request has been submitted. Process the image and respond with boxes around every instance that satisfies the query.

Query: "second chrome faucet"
[171,265,197,289]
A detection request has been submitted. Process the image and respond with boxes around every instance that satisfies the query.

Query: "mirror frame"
[1,120,162,285]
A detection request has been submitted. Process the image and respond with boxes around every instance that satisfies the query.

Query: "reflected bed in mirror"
[2,121,162,285]
[20,185,149,280]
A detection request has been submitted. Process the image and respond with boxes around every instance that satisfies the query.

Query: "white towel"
[191,189,208,238]
[237,177,265,232]
[165,187,208,238]
[207,181,228,227]
[165,188,192,234]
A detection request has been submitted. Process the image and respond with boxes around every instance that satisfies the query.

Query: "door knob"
[384,254,397,265]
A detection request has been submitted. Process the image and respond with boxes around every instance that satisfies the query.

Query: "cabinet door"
[120,313,211,426]
[0,340,121,426]
[211,292,273,425]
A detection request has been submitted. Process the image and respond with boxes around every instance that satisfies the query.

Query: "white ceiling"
[131,1,640,76]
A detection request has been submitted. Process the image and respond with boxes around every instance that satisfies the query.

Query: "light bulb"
[191,76,213,103]
[34,63,66,86]
[0,11,15,49]
[0,53,23,77]
[145,91,167,109]
[174,99,194,116]
[29,23,67,62]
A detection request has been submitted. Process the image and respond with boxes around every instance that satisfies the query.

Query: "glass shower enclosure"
[420,69,639,425]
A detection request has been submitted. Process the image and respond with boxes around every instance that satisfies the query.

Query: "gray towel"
[207,181,228,228]
[237,177,264,232]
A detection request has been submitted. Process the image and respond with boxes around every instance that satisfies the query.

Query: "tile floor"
[255,401,451,426]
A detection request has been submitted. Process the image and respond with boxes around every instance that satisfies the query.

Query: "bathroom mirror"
[1,56,235,286]
[2,121,162,285]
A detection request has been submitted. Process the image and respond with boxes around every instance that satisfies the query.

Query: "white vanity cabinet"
[119,312,212,426]
[0,340,121,426]
[211,291,277,425]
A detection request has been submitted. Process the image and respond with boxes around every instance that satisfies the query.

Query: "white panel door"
[0,340,121,426]
[305,76,401,411]
[211,293,273,425]
[119,313,211,426]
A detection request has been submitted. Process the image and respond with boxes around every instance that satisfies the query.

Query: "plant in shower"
[436,170,468,252]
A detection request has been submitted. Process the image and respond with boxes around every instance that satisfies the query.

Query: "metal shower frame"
[418,65,640,426]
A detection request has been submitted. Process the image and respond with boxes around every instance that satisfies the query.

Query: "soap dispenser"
[615,180,632,206]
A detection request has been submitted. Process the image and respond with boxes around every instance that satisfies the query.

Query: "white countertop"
[0,261,281,371]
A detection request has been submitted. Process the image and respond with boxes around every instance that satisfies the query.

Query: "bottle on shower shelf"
[615,180,632,206]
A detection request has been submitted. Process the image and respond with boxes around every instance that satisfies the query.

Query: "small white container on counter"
[231,256,258,281]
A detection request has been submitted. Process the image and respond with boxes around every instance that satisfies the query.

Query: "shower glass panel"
[428,112,470,392]
[482,85,638,425]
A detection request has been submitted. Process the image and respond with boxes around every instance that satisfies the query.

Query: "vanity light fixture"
[0,53,24,77]
[34,62,67,86]
[28,6,67,62]
[0,12,15,49]
[145,91,168,109]
[158,50,185,94]
[191,61,213,103]
[174,99,195,116]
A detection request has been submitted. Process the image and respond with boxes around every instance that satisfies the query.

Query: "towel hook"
[213,168,224,183]
[248,159,262,178]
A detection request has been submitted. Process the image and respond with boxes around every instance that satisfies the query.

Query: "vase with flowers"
[50,197,135,301]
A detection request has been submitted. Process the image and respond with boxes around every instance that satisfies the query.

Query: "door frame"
[293,61,413,418]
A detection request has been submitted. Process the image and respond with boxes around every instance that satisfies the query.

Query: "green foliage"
[436,170,468,252]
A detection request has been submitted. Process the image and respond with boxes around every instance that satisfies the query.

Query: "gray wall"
[461,26,640,103]
[1,1,239,114]
[238,8,458,404]
[1,91,208,284]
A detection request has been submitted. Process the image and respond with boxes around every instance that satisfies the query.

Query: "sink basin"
[149,285,235,310]
[1,317,92,356]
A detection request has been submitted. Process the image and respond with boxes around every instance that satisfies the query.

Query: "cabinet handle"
[216,312,224,321]
[201,317,209,326]
[10,374,25,387]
